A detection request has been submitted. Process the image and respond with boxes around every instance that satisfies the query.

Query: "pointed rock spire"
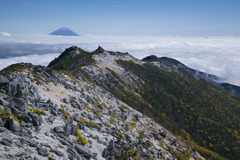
[94,46,105,54]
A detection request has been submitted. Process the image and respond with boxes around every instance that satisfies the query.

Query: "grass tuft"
[76,125,88,146]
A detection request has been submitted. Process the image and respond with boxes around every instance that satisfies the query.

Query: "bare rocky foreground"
[0,48,204,160]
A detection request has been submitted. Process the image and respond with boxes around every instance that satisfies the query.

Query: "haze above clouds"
[0,34,240,86]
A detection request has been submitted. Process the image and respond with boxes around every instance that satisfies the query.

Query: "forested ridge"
[115,60,240,160]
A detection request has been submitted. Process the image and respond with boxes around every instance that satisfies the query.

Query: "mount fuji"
[49,27,79,36]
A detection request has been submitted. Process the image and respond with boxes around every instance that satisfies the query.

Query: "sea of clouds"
[0,34,240,86]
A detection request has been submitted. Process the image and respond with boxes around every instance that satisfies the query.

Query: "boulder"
[71,124,77,136]
[1,140,12,146]
[64,123,72,136]
[53,127,65,133]
[0,98,9,107]
[11,97,28,112]
[0,127,7,132]
[1,131,13,142]
[0,75,9,86]
[28,112,42,126]
[75,144,93,157]
[9,118,21,132]
[37,146,48,157]
[48,115,56,123]
[21,136,36,146]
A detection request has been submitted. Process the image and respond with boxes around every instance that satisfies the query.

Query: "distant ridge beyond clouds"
[49,27,79,36]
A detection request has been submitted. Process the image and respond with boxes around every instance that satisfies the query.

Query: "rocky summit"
[0,45,239,160]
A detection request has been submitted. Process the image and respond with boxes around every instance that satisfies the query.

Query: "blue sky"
[1,0,240,36]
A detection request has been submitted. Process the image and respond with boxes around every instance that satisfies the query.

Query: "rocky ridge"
[0,49,204,159]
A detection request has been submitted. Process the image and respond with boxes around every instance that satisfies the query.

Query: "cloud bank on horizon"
[0,34,240,86]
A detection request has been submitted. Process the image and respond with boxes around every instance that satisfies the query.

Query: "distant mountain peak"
[93,46,105,54]
[49,27,79,36]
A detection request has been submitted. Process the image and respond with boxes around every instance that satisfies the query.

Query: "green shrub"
[117,131,126,140]
[85,105,100,115]
[76,125,88,146]
[132,117,137,122]
[161,131,167,138]
[147,141,153,147]
[0,108,10,119]
[110,118,114,124]
[130,123,136,129]
[118,105,127,112]
[127,149,134,156]
[59,105,70,121]
[111,112,117,119]
[79,119,99,130]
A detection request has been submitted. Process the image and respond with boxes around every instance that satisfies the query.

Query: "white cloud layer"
[0,32,11,36]
[0,35,240,86]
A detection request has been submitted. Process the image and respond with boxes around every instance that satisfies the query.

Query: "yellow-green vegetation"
[76,125,88,146]
[102,103,110,110]
[132,132,136,137]
[0,108,10,119]
[103,103,110,110]
[140,133,145,139]
[28,108,44,116]
[83,72,91,81]
[12,115,22,126]
[133,157,142,160]
[85,105,100,115]
[96,106,102,112]
[94,101,100,105]
[86,98,92,103]
[48,48,96,72]
[126,125,130,131]
[132,117,137,122]
[149,153,153,158]
[162,150,166,159]
[127,149,134,156]
[96,98,101,102]
[0,63,26,77]
[23,89,28,95]
[147,141,153,148]
[93,135,98,139]
[110,118,114,124]
[111,112,117,119]
[32,74,43,80]
[136,129,143,133]
[117,131,126,140]
[59,105,70,121]
[79,119,99,130]
[130,123,136,129]
[161,131,167,138]
[116,60,231,159]
[118,105,127,112]
[47,152,50,157]
[167,148,192,160]
[121,117,126,123]
[52,81,57,86]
